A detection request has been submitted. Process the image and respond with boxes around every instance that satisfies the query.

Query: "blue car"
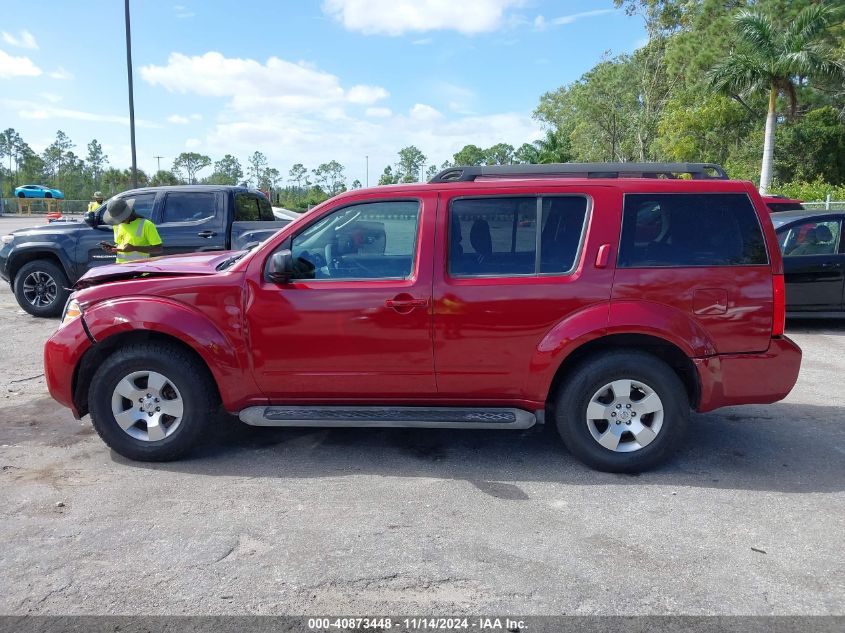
[14,184,65,199]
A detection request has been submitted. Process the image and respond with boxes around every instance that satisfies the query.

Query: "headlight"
[1,234,13,244]
[61,299,82,326]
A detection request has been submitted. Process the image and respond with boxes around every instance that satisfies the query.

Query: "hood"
[8,221,88,238]
[74,251,238,289]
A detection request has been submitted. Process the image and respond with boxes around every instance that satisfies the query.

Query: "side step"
[239,406,537,430]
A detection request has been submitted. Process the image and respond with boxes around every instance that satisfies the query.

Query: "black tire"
[45,192,52,199]
[13,259,70,318]
[555,350,689,473]
[17,192,25,198]
[88,343,218,461]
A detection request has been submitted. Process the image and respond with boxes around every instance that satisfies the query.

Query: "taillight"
[772,274,785,336]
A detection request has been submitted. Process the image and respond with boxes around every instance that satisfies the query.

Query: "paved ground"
[0,214,843,615]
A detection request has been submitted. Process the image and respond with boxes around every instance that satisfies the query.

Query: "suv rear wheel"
[555,351,689,472]
[13,259,70,318]
[88,343,217,461]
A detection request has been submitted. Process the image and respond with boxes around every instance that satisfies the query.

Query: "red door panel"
[432,185,620,402]
[244,191,437,401]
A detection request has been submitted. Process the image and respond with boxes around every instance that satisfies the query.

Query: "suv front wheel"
[555,351,689,472]
[88,343,217,461]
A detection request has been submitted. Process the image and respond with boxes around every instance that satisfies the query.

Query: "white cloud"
[1,98,160,128]
[173,4,195,18]
[347,85,390,104]
[167,113,203,124]
[38,92,62,103]
[185,138,202,148]
[535,9,614,30]
[2,29,38,50]
[410,103,442,121]
[141,52,388,113]
[322,0,527,35]
[139,50,542,185]
[48,67,74,80]
[412,38,433,45]
[365,107,393,118]
[0,49,41,78]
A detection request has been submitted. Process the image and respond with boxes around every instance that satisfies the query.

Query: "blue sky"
[1,0,647,185]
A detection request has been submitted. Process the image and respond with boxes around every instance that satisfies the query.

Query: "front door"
[780,217,844,312]
[246,193,437,400]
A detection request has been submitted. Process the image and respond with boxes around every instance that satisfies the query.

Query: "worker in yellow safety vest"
[87,191,105,212]
[100,198,163,264]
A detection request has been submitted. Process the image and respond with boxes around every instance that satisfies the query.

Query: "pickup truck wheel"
[88,343,217,461]
[555,351,689,473]
[13,260,70,318]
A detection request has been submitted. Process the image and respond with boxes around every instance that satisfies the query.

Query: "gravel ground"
[0,215,843,616]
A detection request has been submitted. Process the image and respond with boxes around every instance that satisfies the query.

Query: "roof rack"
[429,162,729,183]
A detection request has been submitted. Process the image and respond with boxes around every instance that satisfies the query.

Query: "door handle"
[385,296,428,310]
[197,230,217,238]
[820,261,841,268]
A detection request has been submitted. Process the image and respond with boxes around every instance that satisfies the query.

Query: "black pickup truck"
[0,185,290,316]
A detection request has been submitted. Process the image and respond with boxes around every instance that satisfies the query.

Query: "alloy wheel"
[585,379,664,453]
[110,371,184,442]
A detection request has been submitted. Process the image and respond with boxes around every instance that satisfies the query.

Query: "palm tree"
[708,4,844,194]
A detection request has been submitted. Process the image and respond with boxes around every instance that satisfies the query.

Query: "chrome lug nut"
[626,420,631,425]
[626,404,631,409]
[616,404,622,409]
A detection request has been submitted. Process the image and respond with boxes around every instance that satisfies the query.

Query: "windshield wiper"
[216,251,248,271]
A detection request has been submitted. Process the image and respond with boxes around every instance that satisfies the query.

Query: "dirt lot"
[0,216,843,615]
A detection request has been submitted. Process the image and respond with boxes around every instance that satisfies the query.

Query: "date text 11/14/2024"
[307,617,527,630]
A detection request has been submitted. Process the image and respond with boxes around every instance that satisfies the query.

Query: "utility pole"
[124,0,138,189]
[154,156,164,173]
[365,155,369,188]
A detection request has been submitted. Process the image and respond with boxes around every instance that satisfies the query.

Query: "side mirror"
[84,210,100,227]
[267,249,293,283]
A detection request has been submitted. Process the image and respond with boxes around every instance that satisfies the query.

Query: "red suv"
[44,163,801,472]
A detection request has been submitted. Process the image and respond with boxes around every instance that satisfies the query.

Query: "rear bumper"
[695,336,802,412]
[44,316,92,419]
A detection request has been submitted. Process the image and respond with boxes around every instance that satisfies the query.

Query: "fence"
[0,198,91,215]
[801,200,845,210]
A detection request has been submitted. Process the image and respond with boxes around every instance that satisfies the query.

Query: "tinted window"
[234,193,259,221]
[449,196,587,277]
[779,219,841,256]
[127,193,155,219]
[540,197,588,273]
[162,192,216,224]
[618,193,767,267]
[257,196,274,221]
[768,202,804,213]
[291,200,419,280]
[450,197,536,276]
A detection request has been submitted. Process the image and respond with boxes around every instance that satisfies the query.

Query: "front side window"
[779,219,842,257]
[618,193,768,267]
[161,192,216,224]
[449,196,588,277]
[290,200,420,280]
[123,193,155,219]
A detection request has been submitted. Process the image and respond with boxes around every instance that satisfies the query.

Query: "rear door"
[157,190,226,255]
[432,186,616,400]
[779,216,844,312]
[230,191,288,249]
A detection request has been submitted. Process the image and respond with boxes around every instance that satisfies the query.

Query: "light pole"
[124,0,138,189]
[365,155,369,188]
[154,155,164,173]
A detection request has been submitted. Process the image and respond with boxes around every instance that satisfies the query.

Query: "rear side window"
[618,193,767,267]
[126,193,155,219]
[235,193,275,221]
[449,196,588,277]
[162,192,216,224]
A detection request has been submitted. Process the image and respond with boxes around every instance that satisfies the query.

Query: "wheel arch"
[72,329,220,418]
[8,247,72,284]
[78,296,260,414]
[545,333,700,414]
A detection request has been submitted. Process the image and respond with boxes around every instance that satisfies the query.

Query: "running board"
[239,406,537,430]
